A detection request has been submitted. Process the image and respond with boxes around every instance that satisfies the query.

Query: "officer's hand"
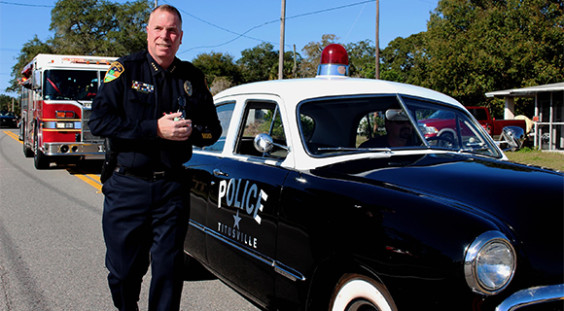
[157,112,192,141]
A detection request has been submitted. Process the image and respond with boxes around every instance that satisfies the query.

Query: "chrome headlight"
[464,231,516,295]
[419,124,438,135]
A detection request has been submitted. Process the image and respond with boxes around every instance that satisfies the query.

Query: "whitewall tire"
[329,274,397,311]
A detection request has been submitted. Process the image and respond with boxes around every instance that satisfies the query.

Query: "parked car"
[466,106,529,139]
[0,111,18,128]
[182,45,563,311]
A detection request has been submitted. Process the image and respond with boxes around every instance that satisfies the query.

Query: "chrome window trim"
[495,284,564,311]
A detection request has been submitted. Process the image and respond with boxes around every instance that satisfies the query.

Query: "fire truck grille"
[82,108,102,143]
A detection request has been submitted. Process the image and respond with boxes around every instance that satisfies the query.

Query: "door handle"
[213,169,228,177]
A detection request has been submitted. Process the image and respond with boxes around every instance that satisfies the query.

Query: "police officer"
[88,4,221,311]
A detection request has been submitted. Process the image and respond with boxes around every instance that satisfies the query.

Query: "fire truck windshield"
[44,70,100,101]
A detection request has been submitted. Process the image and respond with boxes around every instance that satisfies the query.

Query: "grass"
[505,148,564,172]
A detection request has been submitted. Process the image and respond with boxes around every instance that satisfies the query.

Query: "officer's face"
[147,9,183,68]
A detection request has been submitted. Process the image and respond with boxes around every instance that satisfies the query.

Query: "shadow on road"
[183,254,217,281]
[64,159,103,175]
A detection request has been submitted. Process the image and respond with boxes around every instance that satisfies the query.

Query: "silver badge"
[184,81,193,96]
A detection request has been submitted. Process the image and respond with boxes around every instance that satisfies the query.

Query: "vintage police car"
[182,45,563,310]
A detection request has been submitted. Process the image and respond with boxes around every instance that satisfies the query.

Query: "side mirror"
[254,133,274,153]
[254,133,289,154]
[32,70,42,90]
[498,126,525,151]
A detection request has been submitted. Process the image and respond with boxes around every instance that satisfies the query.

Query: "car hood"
[314,153,564,282]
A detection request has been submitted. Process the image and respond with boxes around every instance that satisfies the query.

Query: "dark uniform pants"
[101,171,190,311]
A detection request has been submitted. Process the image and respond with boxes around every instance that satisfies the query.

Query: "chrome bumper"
[496,284,564,311]
[43,142,105,159]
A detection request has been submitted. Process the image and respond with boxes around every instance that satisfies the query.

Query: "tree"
[237,43,279,82]
[380,33,428,84]
[105,0,152,56]
[281,48,303,79]
[423,0,564,105]
[345,40,376,78]
[236,42,300,82]
[209,77,233,96]
[49,0,151,56]
[7,36,53,93]
[0,94,18,115]
[192,52,242,87]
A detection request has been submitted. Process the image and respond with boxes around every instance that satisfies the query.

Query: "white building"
[486,82,564,151]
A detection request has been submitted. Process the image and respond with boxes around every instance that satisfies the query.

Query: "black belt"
[114,166,179,181]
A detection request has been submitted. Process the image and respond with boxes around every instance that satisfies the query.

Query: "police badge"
[184,81,193,97]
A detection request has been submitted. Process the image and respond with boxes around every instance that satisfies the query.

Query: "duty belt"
[114,166,180,181]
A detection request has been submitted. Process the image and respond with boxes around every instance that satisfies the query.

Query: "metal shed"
[486,82,564,151]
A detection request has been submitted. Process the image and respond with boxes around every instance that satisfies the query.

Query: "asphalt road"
[0,129,259,311]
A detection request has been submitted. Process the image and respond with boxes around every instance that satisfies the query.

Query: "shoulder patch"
[104,61,125,83]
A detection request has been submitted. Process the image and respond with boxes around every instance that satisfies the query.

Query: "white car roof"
[214,76,464,109]
[211,77,479,170]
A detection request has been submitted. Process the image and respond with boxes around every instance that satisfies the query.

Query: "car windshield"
[298,95,502,158]
[44,70,100,101]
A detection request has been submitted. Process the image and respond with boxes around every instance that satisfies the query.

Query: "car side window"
[235,101,287,159]
[201,102,235,152]
[409,103,495,155]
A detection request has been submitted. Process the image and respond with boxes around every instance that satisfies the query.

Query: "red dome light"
[320,44,349,65]
[317,44,350,77]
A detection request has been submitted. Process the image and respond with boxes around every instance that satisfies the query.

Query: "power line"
[0,1,53,8]
[177,0,376,54]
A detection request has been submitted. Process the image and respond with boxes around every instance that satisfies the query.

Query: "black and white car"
[182,45,564,311]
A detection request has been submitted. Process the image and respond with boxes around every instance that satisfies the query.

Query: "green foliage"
[345,40,376,78]
[236,43,296,81]
[0,94,19,115]
[380,33,428,84]
[422,0,564,105]
[192,52,242,87]
[281,49,302,79]
[300,115,315,141]
[7,36,54,92]
[237,43,278,82]
[234,42,301,82]
[50,0,150,56]
[506,148,564,171]
[258,110,285,140]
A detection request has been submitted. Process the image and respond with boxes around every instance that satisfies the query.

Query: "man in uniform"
[88,4,221,311]
[360,109,416,148]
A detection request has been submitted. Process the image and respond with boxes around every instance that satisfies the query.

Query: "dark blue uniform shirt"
[89,50,221,171]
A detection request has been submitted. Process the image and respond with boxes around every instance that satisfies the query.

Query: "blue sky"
[0,0,438,97]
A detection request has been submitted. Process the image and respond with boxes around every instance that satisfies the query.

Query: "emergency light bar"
[61,57,113,65]
[317,44,349,77]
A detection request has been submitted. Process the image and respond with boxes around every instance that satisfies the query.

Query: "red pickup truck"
[466,106,529,139]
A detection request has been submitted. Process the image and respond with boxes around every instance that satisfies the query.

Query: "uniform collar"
[146,52,180,76]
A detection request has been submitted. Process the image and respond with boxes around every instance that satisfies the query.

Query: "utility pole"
[279,0,286,80]
[293,44,297,78]
[375,0,380,79]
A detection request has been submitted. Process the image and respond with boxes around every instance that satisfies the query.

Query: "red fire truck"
[19,54,117,169]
